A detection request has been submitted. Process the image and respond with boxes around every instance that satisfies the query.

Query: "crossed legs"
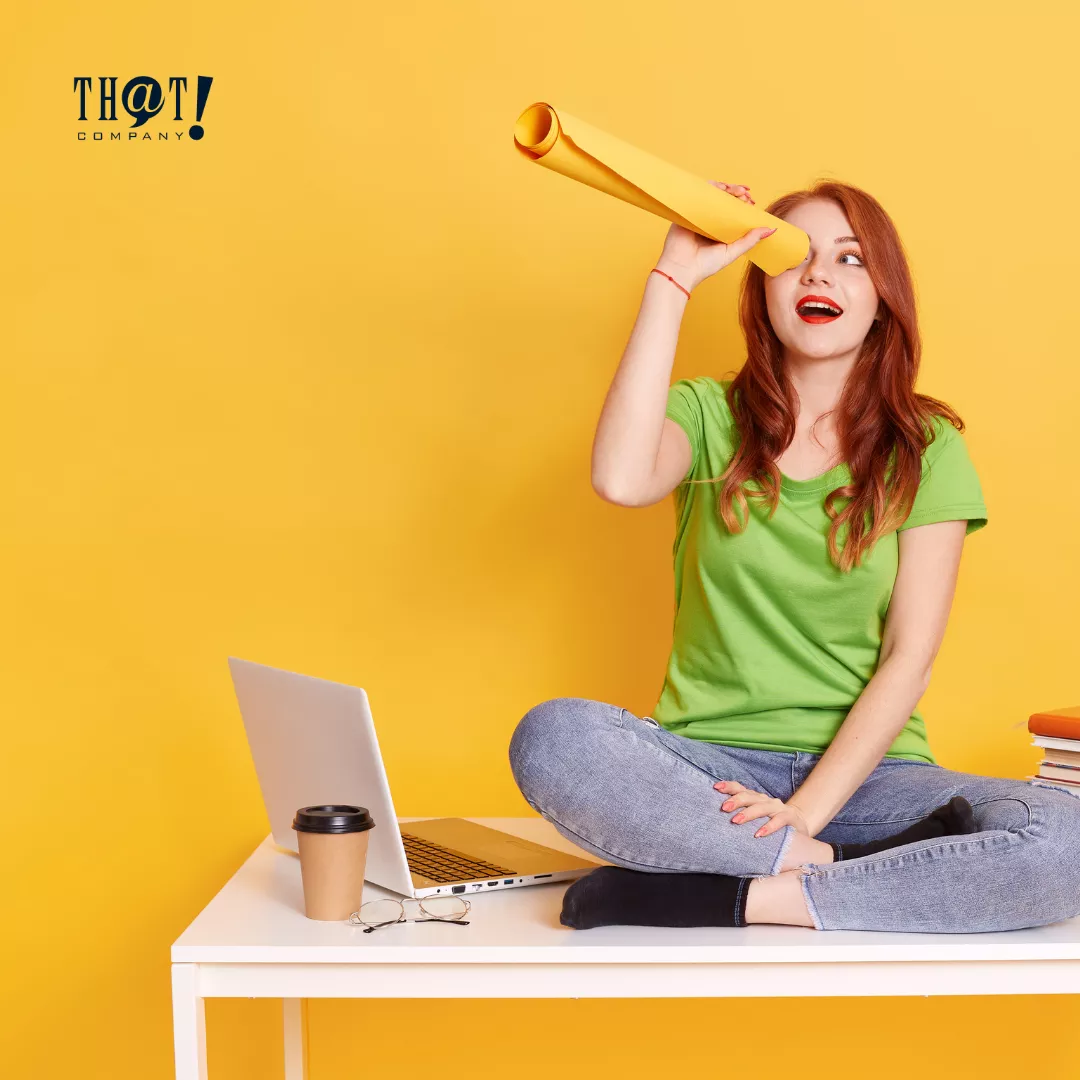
[509,699,1080,933]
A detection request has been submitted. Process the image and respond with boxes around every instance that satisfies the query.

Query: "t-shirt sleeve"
[665,379,705,482]
[897,419,988,535]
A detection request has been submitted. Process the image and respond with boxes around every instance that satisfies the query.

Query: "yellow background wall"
[2,1,1077,1076]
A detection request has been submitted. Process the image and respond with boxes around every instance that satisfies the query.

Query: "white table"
[172,815,1080,1079]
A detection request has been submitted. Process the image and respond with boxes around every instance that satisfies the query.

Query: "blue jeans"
[507,697,1080,932]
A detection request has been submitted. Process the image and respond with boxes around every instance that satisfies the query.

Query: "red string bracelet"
[649,267,691,299]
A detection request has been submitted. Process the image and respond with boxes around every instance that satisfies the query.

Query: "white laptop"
[227,657,603,899]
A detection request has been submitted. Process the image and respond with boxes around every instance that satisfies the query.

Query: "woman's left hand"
[714,780,813,838]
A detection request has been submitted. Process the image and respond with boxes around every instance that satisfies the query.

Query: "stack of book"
[1028,705,1080,793]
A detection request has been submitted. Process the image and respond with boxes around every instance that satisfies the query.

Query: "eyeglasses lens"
[352,895,468,931]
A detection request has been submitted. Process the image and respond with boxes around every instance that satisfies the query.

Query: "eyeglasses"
[348,895,471,933]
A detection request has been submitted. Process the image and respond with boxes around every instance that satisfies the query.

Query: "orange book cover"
[1028,705,1080,740]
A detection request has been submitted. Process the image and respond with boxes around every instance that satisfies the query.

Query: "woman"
[508,179,1080,933]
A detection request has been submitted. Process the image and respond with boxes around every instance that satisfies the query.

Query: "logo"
[73,76,214,142]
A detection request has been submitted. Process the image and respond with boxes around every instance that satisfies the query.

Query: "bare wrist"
[788,798,824,837]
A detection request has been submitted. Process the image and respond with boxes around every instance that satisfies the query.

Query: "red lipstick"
[796,294,843,324]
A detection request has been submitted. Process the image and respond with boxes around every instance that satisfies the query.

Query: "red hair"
[693,179,964,573]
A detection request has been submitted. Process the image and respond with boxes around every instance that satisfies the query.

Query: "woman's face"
[763,198,880,367]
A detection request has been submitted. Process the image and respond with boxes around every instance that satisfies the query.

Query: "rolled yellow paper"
[513,102,809,278]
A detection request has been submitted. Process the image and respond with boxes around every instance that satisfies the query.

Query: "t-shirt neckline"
[779,461,850,493]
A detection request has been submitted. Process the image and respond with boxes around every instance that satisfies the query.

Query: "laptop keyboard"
[400,831,518,883]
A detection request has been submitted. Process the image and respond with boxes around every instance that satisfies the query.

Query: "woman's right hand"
[655,180,776,292]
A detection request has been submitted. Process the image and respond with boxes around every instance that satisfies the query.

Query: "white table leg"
[283,998,308,1079]
[171,964,208,1080]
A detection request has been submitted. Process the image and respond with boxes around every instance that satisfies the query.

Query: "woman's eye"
[798,251,863,268]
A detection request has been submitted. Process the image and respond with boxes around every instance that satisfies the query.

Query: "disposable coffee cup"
[292,805,376,921]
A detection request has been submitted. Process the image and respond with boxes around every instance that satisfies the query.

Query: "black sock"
[829,795,976,862]
[560,865,752,930]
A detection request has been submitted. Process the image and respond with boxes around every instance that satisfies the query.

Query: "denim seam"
[535,804,752,875]
[798,872,826,930]
[734,876,748,927]
[526,711,754,829]
[1030,778,1080,803]
[799,830,1021,880]
[631,727,772,805]
[833,815,943,827]
[769,825,795,876]
[622,719,787,824]
[831,794,1033,830]
[652,732,776,795]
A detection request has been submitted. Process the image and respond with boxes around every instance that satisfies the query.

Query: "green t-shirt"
[652,376,988,763]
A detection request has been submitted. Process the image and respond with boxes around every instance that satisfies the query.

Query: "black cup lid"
[292,804,375,834]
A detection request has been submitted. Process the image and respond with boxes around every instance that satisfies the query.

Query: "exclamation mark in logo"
[189,76,213,141]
